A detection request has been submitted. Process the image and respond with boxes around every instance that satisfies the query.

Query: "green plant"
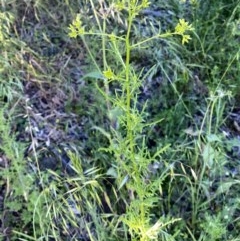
[1,0,239,240]
[191,89,232,227]
[0,104,33,239]
[0,10,23,101]
[68,0,194,240]
[200,213,226,240]
[180,0,240,94]
[159,84,238,240]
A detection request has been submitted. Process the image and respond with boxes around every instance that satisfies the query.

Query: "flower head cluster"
[68,14,85,38]
[103,68,116,80]
[114,0,150,12]
[175,19,195,44]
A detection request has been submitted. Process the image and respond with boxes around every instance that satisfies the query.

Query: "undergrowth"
[0,0,240,240]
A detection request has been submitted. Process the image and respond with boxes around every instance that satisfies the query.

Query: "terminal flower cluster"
[175,19,195,44]
[68,14,85,38]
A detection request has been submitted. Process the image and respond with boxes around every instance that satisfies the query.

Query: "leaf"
[143,118,164,128]
[202,143,215,168]
[184,127,201,136]
[180,163,186,175]
[118,175,129,190]
[206,134,221,142]
[104,192,113,212]
[153,144,171,159]
[216,180,240,196]
[190,168,198,181]
[106,167,118,178]
[83,71,105,80]
[225,137,240,151]
[91,126,111,140]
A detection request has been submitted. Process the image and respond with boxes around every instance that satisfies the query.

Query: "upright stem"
[89,0,111,114]
[102,18,111,113]
[125,12,135,164]
[125,8,144,220]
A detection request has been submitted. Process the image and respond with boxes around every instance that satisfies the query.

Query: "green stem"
[125,13,134,158]
[81,36,101,72]
[131,32,173,48]
[102,19,107,69]
[102,18,111,113]
[83,32,125,41]
[125,8,146,234]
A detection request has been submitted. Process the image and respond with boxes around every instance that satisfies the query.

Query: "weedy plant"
[180,0,240,94]
[1,0,239,240]
[0,2,105,240]
[0,104,34,239]
[0,10,23,101]
[69,0,194,240]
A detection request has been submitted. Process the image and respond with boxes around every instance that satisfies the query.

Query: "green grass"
[0,0,240,240]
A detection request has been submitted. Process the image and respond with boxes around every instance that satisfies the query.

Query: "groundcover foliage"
[0,0,240,240]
